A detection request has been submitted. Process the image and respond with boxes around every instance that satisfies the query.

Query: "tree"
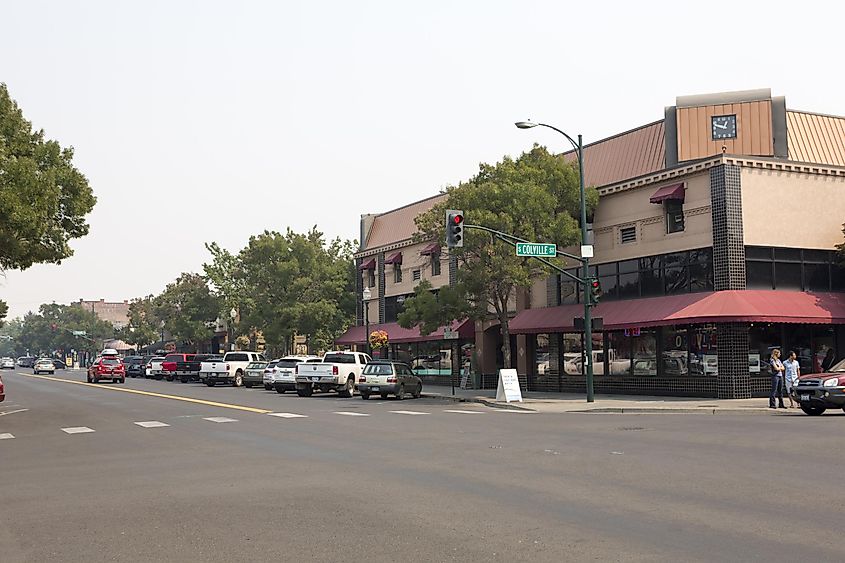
[16,303,115,356]
[154,273,221,351]
[0,299,7,328]
[0,83,97,322]
[114,296,162,350]
[403,146,598,368]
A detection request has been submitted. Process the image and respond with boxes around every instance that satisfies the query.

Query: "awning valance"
[335,319,474,345]
[384,252,403,265]
[420,243,441,256]
[508,290,845,334]
[358,258,376,270]
[649,182,685,204]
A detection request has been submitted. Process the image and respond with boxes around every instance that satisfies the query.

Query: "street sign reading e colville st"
[515,242,556,257]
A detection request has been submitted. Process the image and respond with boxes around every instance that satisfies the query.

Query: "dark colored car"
[17,357,35,368]
[794,358,845,415]
[0,373,5,402]
[87,357,125,384]
[124,356,146,378]
[358,361,422,400]
[52,359,67,370]
[174,354,220,383]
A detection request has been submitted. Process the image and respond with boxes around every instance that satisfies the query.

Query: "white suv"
[266,356,321,393]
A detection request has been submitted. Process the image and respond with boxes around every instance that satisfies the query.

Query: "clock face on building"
[711,114,737,140]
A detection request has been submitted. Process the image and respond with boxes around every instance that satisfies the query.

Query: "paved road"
[1,369,844,562]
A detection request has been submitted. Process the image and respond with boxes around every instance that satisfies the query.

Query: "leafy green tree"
[154,273,221,351]
[114,296,161,350]
[0,317,22,356]
[404,145,597,368]
[203,241,253,327]
[16,303,115,356]
[0,299,7,328]
[0,83,96,271]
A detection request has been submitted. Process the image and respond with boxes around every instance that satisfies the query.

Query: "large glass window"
[805,263,830,292]
[746,261,774,289]
[533,334,555,387]
[689,325,718,377]
[412,342,451,377]
[562,333,583,376]
[561,270,580,304]
[606,331,632,376]
[745,246,842,293]
[749,324,781,370]
[813,326,836,373]
[632,329,657,376]
[774,262,802,290]
[662,326,689,377]
[664,252,689,295]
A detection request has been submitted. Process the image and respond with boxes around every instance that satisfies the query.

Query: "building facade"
[75,298,131,329]
[339,89,845,398]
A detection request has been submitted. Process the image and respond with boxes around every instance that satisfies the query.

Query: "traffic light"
[50,323,57,332]
[445,209,464,248]
[589,278,602,304]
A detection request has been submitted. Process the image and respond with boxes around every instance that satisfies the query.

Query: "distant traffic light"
[589,278,602,304]
[445,209,464,248]
[50,323,57,332]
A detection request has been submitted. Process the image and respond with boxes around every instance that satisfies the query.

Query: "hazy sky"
[2,0,844,319]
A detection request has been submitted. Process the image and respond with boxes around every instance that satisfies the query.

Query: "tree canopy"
[400,145,597,367]
[154,273,221,350]
[14,303,115,356]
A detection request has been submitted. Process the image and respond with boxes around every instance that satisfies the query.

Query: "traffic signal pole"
[576,134,595,403]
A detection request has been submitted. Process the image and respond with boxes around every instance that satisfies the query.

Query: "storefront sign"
[443,329,459,340]
[496,369,523,403]
[624,328,641,337]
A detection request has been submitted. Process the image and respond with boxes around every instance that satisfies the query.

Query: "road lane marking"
[18,373,271,414]
[0,433,14,440]
[267,413,308,419]
[333,412,370,417]
[0,408,29,417]
[203,417,238,423]
[62,427,95,434]
[443,409,485,414]
[389,410,430,415]
[134,421,170,428]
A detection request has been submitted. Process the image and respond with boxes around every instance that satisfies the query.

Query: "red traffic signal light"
[451,213,464,225]
[590,278,602,304]
[445,210,464,248]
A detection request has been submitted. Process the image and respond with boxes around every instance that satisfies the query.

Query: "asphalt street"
[1,369,844,562]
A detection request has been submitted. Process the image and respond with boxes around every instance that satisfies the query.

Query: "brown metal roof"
[563,120,666,188]
[787,110,845,167]
[364,194,447,250]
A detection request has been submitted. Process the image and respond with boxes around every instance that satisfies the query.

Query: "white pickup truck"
[199,351,265,387]
[147,356,166,379]
[295,351,372,397]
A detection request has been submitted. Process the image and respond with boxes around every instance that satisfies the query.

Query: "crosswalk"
[0,408,515,441]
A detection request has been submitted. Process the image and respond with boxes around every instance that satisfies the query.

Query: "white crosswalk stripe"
[333,411,370,417]
[134,421,170,428]
[0,433,14,440]
[62,427,95,434]
[443,409,485,414]
[203,417,238,423]
[267,413,308,419]
[389,410,430,416]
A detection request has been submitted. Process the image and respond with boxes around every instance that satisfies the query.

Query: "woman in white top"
[782,350,801,408]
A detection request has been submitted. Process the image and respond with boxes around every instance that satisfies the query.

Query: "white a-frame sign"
[495,369,523,403]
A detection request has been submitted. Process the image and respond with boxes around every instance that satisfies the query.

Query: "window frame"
[664,200,685,234]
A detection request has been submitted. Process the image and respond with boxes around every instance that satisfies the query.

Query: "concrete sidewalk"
[421,385,799,414]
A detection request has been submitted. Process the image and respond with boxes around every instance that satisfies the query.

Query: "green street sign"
[72,330,87,336]
[516,242,556,257]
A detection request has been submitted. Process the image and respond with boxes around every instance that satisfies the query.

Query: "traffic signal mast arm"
[462,223,587,286]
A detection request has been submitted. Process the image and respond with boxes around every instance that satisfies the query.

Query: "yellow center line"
[18,373,272,414]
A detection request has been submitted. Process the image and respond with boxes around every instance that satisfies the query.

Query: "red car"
[0,373,5,402]
[87,357,125,384]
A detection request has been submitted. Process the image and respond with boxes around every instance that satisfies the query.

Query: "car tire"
[361,392,370,400]
[380,393,388,400]
[205,380,216,387]
[800,404,826,416]
[296,384,313,397]
[87,375,92,383]
[113,378,119,384]
[93,377,100,384]
[413,383,422,399]
[338,376,355,398]
[264,384,272,391]
[165,375,173,382]
[244,382,253,388]
[395,384,405,400]
[179,377,188,384]
[233,372,243,387]
[275,387,286,394]
[154,375,163,380]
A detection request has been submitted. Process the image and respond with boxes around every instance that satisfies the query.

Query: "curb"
[421,393,537,412]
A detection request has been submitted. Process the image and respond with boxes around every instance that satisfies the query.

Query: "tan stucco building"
[339,89,845,398]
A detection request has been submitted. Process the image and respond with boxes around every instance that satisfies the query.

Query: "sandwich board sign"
[495,368,523,403]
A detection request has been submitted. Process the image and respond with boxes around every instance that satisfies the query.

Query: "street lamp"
[361,286,372,356]
[516,119,595,402]
[229,308,238,352]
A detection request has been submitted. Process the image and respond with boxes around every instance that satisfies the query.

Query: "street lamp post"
[361,286,371,356]
[229,308,238,352]
[515,121,595,402]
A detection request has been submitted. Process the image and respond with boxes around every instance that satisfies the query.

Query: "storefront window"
[774,262,802,290]
[562,333,583,376]
[413,341,451,377]
[783,325,812,374]
[805,263,831,292]
[689,325,718,377]
[533,334,555,387]
[746,261,774,289]
[393,343,414,366]
[749,324,781,370]
[606,331,631,376]
[662,326,689,377]
[813,326,836,373]
[689,249,714,292]
[618,272,639,299]
[632,329,657,376]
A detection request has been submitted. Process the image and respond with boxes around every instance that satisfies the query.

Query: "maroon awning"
[358,258,375,270]
[649,182,685,204]
[384,252,402,265]
[335,319,474,345]
[509,290,845,334]
[420,243,441,256]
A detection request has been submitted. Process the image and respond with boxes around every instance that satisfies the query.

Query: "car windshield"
[324,353,356,364]
[828,358,845,373]
[363,364,394,375]
[102,359,120,366]
[226,353,249,362]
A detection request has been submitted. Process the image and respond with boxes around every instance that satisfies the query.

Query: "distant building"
[75,299,131,329]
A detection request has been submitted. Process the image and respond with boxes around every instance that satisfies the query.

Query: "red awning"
[335,319,474,345]
[420,243,441,256]
[358,258,375,270]
[508,290,845,334]
[384,252,402,265]
[649,182,685,204]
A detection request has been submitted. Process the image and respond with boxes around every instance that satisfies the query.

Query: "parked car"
[358,361,422,400]
[33,358,56,375]
[294,351,372,397]
[160,354,196,382]
[147,356,166,379]
[123,356,144,377]
[141,355,159,378]
[199,351,265,387]
[243,361,270,388]
[176,354,219,383]
[794,359,845,415]
[87,357,125,384]
[52,359,67,370]
[0,357,15,369]
[0,373,5,402]
[268,356,322,393]
[17,356,35,368]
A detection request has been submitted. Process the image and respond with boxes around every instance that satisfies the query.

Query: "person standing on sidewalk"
[769,349,786,409]
[783,350,800,408]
